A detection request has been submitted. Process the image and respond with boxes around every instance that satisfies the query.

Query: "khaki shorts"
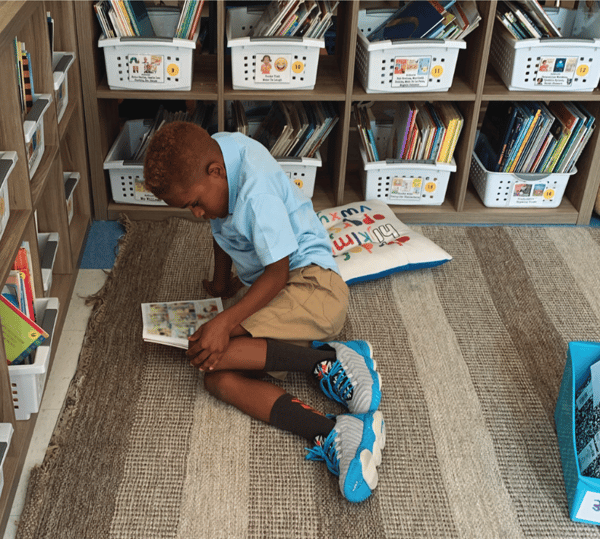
[241,264,349,348]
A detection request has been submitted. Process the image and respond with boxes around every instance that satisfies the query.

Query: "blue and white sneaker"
[312,340,381,414]
[305,410,386,503]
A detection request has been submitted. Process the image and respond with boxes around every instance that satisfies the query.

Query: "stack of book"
[355,101,463,164]
[130,102,216,161]
[495,0,562,39]
[95,0,204,39]
[366,1,481,42]
[13,38,35,114]
[476,101,596,174]
[231,101,339,159]
[1,242,48,366]
[249,0,339,39]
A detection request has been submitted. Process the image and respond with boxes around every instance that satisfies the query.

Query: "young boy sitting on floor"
[143,121,385,503]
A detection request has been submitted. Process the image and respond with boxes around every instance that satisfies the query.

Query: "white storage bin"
[490,7,600,92]
[23,94,52,177]
[37,232,59,296]
[359,124,455,205]
[104,119,166,205]
[63,171,80,224]
[98,9,200,91]
[470,151,576,208]
[0,151,17,243]
[226,6,324,91]
[52,52,75,123]
[8,297,59,420]
[277,154,321,198]
[356,9,466,93]
[246,118,321,198]
[0,423,13,495]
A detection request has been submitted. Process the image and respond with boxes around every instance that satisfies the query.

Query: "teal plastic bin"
[555,341,600,525]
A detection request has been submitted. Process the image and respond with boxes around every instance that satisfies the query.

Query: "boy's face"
[163,163,229,220]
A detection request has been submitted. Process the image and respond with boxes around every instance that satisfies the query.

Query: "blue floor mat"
[80,220,126,269]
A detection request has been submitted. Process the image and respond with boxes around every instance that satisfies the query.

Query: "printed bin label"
[509,181,555,206]
[255,54,294,84]
[389,177,423,202]
[391,57,431,88]
[128,55,164,84]
[535,57,577,87]
[576,491,600,524]
[135,178,161,202]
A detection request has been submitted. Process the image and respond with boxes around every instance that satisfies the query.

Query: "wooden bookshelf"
[74,0,600,225]
[0,2,92,535]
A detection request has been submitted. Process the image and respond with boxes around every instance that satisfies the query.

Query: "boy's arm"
[204,238,243,299]
[187,256,290,369]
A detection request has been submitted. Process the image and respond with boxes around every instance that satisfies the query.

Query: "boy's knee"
[204,370,237,400]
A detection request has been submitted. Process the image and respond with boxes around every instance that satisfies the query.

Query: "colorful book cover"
[0,294,48,365]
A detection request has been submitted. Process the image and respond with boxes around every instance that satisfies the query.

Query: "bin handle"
[391,38,446,45]
[512,173,553,181]
[250,36,303,42]
[123,160,144,166]
[120,36,174,43]
[539,37,597,43]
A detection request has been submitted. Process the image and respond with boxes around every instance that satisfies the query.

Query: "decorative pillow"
[316,199,452,285]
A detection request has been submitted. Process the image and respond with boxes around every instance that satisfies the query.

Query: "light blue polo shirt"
[210,132,339,286]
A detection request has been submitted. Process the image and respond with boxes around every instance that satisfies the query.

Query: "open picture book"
[141,298,223,349]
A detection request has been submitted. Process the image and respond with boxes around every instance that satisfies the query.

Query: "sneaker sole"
[343,411,386,503]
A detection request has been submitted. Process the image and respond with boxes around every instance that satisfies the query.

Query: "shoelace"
[305,432,340,477]
[319,361,353,406]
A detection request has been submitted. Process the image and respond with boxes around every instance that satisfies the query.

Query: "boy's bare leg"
[203,370,284,422]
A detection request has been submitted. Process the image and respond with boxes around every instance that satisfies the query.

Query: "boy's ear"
[207,161,225,177]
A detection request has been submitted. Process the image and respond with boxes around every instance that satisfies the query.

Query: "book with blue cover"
[368,1,445,42]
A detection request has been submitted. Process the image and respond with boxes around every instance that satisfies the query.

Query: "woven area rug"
[17,218,600,539]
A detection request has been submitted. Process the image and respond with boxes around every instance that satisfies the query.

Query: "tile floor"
[3,269,109,538]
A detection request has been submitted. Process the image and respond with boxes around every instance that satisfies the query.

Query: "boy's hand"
[203,275,244,299]
[186,314,231,371]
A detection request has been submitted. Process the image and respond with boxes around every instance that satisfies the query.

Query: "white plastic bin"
[23,94,52,177]
[52,52,75,122]
[227,6,324,91]
[37,232,59,296]
[0,151,17,243]
[104,119,166,205]
[8,297,59,420]
[356,9,466,93]
[0,423,13,495]
[490,7,600,92]
[245,117,321,198]
[276,154,321,198]
[63,171,80,224]
[98,9,200,91]
[359,123,455,205]
[470,151,576,208]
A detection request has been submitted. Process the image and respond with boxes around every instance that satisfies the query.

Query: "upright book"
[0,295,48,365]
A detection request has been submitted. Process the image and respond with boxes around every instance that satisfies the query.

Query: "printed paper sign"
[575,491,600,524]
[391,56,431,88]
[255,54,293,84]
[389,177,423,202]
[128,55,164,84]
[509,181,555,206]
[135,178,161,203]
[535,57,577,87]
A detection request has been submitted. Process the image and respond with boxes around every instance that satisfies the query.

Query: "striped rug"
[17,218,600,538]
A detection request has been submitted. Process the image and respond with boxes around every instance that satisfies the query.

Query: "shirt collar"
[213,133,241,214]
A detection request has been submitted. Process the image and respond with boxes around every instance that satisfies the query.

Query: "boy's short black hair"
[143,121,213,199]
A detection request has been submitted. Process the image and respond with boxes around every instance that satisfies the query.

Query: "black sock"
[269,393,335,443]
[263,339,336,373]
